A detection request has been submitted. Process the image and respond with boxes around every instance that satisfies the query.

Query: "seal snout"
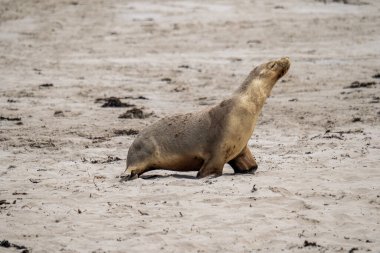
[276,57,290,77]
[277,57,290,67]
[280,56,290,62]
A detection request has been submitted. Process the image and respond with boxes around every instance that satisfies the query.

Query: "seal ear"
[268,62,276,70]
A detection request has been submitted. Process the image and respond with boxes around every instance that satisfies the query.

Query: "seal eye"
[269,62,276,70]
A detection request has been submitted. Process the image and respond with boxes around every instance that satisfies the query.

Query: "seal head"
[237,57,290,99]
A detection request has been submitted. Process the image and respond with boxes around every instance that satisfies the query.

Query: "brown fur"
[120,57,290,180]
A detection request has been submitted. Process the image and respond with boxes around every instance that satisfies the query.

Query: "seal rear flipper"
[228,146,258,174]
[229,159,258,174]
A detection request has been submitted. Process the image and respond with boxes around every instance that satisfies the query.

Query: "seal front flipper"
[119,167,139,181]
[120,164,153,181]
[119,173,138,182]
[228,146,258,174]
[196,157,224,179]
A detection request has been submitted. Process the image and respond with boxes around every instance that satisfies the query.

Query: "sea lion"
[120,57,290,180]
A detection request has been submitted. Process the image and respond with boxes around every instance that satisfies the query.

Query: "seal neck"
[235,79,270,110]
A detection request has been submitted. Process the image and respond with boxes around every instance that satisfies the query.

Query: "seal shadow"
[140,174,197,180]
[139,172,254,180]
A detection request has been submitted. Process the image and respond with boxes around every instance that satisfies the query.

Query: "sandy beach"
[0,0,379,252]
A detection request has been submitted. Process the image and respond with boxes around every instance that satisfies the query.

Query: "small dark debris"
[316,0,368,5]
[303,240,321,247]
[87,136,109,143]
[323,134,343,140]
[178,65,190,69]
[352,117,361,122]
[247,40,261,44]
[230,57,242,62]
[0,240,10,247]
[7,99,16,103]
[54,110,64,117]
[90,156,121,164]
[98,97,134,108]
[0,116,21,121]
[369,96,379,103]
[29,140,55,148]
[12,192,27,195]
[179,212,183,217]
[119,108,152,119]
[138,210,149,216]
[29,179,41,184]
[344,81,376,89]
[289,98,298,102]
[323,128,361,138]
[39,83,53,88]
[161,78,172,83]
[251,184,257,193]
[172,87,187,92]
[305,151,312,154]
[0,200,10,205]
[114,129,139,136]
[104,156,121,163]
[348,247,358,253]
[124,95,148,100]
[78,209,82,214]
[372,73,380,79]
[70,1,78,5]
[0,240,29,253]
[16,122,23,125]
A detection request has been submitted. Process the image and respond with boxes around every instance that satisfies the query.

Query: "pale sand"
[0,0,379,252]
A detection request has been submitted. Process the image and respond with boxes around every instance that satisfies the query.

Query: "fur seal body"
[121,57,290,180]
